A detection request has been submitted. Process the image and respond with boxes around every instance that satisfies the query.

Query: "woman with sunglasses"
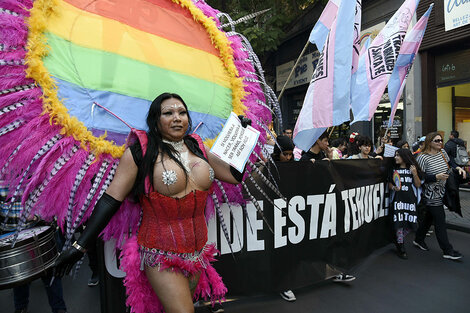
[413,132,466,260]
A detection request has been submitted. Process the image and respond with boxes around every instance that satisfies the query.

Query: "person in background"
[374,133,392,157]
[389,149,423,259]
[330,138,348,159]
[282,128,293,139]
[412,136,426,155]
[346,133,360,158]
[272,136,294,162]
[300,131,331,162]
[444,130,466,168]
[412,135,432,237]
[271,135,296,302]
[0,182,68,313]
[395,139,410,150]
[351,136,382,159]
[263,122,277,157]
[297,135,356,283]
[413,132,466,260]
[12,227,68,313]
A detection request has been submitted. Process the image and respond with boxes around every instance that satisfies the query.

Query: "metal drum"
[0,226,58,289]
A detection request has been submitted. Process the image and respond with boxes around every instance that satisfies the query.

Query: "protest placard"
[384,144,399,157]
[210,112,260,172]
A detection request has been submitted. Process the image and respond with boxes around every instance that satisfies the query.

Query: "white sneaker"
[280,290,296,302]
[333,274,356,282]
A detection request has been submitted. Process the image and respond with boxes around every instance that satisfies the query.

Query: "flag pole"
[329,126,335,137]
[277,40,311,102]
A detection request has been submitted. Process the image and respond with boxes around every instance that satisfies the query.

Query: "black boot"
[396,243,408,259]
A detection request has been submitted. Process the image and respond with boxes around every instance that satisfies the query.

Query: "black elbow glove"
[53,193,122,277]
[230,165,245,183]
[75,193,122,247]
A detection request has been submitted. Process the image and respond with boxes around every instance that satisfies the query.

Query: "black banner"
[99,159,393,311]
[211,159,392,294]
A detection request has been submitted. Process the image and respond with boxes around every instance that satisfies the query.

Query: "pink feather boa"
[120,236,226,313]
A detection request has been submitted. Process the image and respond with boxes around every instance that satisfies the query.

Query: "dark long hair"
[395,148,423,178]
[133,93,194,196]
[347,135,362,156]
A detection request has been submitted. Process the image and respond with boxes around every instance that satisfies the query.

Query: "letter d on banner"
[104,239,126,278]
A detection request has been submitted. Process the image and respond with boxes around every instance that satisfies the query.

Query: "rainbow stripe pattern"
[393,170,401,190]
[42,0,241,144]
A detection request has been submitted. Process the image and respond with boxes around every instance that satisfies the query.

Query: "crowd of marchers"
[266,128,469,302]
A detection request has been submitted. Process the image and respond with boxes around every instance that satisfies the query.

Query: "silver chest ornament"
[162,170,177,186]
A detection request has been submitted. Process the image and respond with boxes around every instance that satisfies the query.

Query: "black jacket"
[443,169,462,216]
[444,138,465,168]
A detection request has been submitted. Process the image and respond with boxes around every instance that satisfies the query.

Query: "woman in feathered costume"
[54,92,246,312]
[0,0,282,312]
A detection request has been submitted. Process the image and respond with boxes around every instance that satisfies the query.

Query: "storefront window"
[437,82,470,145]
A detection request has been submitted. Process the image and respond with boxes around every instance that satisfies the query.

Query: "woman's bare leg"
[145,266,195,313]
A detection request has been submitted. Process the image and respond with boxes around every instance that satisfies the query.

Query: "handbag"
[440,151,462,216]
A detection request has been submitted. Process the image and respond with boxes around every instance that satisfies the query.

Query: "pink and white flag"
[387,4,433,128]
[309,0,342,50]
[351,0,421,123]
[294,0,361,151]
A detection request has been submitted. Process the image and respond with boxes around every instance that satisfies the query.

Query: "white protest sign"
[384,144,399,157]
[210,112,260,172]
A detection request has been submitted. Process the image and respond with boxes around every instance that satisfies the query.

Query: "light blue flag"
[309,0,342,50]
[387,4,433,128]
[294,0,357,151]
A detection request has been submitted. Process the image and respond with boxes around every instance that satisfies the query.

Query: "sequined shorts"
[139,244,210,276]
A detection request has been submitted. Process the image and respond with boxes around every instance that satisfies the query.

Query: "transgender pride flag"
[351,0,420,124]
[387,4,433,128]
[309,0,342,50]
[294,0,359,151]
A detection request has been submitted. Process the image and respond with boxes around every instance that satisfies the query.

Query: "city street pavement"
[2,191,470,313]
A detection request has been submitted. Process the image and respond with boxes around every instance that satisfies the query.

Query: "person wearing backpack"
[444,130,469,167]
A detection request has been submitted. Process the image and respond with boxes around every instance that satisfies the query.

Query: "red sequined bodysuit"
[137,189,209,253]
[121,130,226,313]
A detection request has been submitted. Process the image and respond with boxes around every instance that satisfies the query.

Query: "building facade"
[418,0,470,145]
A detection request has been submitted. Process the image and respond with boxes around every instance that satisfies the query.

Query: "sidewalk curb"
[447,223,470,234]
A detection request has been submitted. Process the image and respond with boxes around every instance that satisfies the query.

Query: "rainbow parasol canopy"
[0,0,278,240]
